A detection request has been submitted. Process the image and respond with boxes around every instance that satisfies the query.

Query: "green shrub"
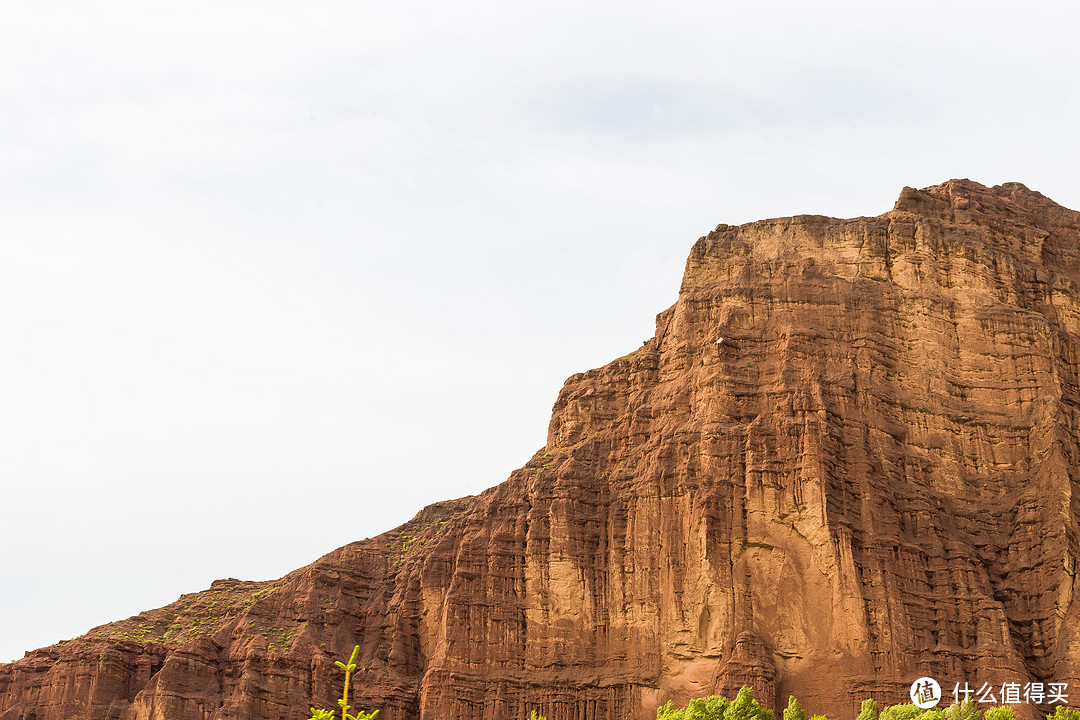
[690,696,731,720]
[657,694,731,720]
[943,699,978,720]
[652,699,721,720]
[1047,707,1080,720]
[879,704,922,720]
[657,686,770,720]
[784,696,806,720]
[657,687,1031,720]
[660,696,730,720]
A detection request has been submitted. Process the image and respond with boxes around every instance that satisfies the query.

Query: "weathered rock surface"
[3,180,1080,720]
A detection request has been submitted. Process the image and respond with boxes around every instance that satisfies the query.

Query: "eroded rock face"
[3,180,1079,720]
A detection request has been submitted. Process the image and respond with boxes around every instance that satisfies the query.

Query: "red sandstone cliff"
[3,180,1079,720]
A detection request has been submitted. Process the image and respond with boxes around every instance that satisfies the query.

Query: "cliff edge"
[3,180,1079,720]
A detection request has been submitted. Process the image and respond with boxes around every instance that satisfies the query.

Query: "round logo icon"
[910,677,941,709]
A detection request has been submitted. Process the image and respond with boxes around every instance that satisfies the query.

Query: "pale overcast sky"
[2,0,1079,663]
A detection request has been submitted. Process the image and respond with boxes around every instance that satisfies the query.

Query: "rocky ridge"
[3,179,1079,720]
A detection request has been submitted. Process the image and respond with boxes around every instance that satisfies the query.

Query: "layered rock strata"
[3,180,1079,720]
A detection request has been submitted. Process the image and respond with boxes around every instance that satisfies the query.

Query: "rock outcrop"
[3,180,1080,720]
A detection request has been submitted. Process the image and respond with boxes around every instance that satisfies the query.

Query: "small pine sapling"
[307,645,379,720]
